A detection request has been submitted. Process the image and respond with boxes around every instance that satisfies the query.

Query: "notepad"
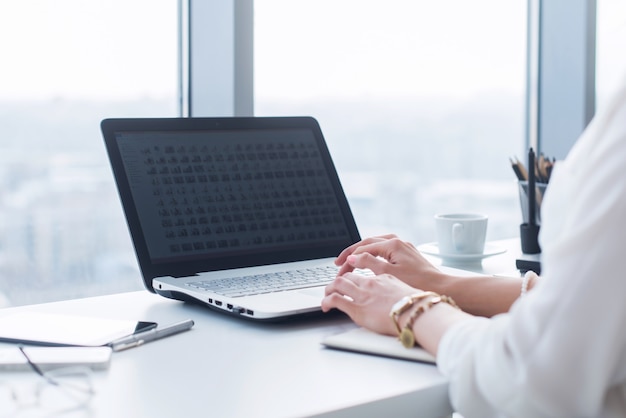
[0,312,157,347]
[321,327,436,364]
[0,346,112,371]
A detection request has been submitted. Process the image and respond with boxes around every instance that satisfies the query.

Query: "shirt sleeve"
[436,77,626,418]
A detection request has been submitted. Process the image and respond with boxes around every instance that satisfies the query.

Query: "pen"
[110,319,195,352]
[528,147,536,226]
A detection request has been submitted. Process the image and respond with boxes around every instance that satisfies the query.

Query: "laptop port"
[227,304,233,310]
[246,309,254,316]
[208,298,213,304]
[215,300,222,306]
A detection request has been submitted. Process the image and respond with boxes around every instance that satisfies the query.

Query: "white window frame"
[179,0,253,117]
[526,0,596,158]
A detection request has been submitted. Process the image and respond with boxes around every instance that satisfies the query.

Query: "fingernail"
[347,255,357,264]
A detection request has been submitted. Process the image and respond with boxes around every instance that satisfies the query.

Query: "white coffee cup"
[434,213,488,255]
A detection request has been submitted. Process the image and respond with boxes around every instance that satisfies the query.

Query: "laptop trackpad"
[297,287,326,299]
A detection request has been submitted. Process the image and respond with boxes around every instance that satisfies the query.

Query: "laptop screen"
[102,117,360,285]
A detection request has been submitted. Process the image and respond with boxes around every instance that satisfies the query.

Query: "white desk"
[0,239,522,418]
[1,292,451,418]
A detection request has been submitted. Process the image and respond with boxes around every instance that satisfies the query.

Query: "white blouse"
[437,74,626,418]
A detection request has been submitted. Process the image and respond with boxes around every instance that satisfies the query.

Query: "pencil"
[510,157,525,181]
[515,157,528,181]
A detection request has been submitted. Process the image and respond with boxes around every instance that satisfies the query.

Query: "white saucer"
[417,242,507,263]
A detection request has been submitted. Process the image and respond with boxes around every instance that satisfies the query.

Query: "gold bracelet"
[398,294,460,349]
[389,291,439,335]
[399,296,441,348]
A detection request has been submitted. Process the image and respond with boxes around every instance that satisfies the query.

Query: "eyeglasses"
[0,346,95,416]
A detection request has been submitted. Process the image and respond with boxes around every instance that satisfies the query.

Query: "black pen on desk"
[110,319,195,352]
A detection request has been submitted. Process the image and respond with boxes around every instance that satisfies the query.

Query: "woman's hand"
[335,234,446,290]
[333,234,522,317]
[322,271,420,336]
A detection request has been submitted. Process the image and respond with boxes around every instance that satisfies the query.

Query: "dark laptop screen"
[102,117,361,288]
[115,127,352,264]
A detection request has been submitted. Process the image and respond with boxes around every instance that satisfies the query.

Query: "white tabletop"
[0,291,452,418]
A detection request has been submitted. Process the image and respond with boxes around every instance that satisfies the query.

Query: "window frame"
[180,0,253,117]
[526,0,596,158]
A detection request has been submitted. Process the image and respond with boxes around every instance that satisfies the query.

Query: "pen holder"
[518,181,546,254]
[520,222,541,254]
[518,181,547,225]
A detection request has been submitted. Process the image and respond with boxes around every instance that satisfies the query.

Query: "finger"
[321,292,355,314]
[336,261,355,277]
[334,234,398,265]
[358,236,420,261]
[348,240,396,262]
[347,253,390,274]
[336,252,388,277]
[324,274,361,297]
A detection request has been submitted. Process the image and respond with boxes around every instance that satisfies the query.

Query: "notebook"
[322,327,436,364]
[101,116,361,320]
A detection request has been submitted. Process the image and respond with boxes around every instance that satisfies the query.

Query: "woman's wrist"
[390,292,439,335]
[429,272,459,302]
[391,291,459,349]
[521,271,540,297]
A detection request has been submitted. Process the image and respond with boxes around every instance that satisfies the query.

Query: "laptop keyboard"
[186,265,362,298]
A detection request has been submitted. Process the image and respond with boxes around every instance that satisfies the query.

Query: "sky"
[596,0,626,103]
[254,0,527,100]
[0,0,623,103]
[0,0,177,101]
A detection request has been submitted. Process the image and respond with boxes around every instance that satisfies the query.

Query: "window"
[254,0,527,245]
[596,0,626,109]
[1,1,600,307]
[0,1,178,307]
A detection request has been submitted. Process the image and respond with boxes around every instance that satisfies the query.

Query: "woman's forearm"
[432,273,527,317]
[413,301,473,355]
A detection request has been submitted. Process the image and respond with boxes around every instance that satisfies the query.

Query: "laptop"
[101,116,361,320]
